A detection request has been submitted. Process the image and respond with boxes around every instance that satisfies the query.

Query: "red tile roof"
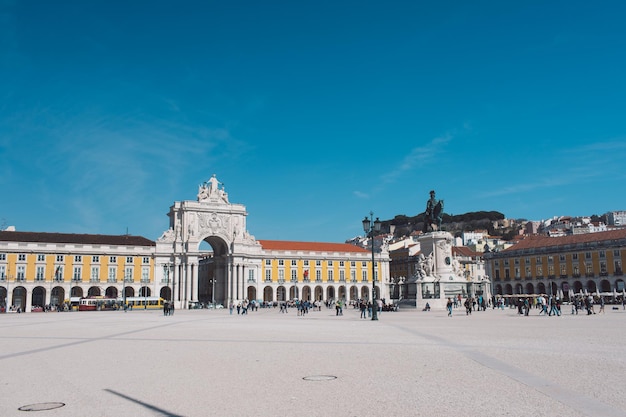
[259,240,368,253]
[453,246,483,258]
[0,231,155,246]
[502,228,626,252]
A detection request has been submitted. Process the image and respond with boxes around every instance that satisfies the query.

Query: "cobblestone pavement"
[1,305,625,417]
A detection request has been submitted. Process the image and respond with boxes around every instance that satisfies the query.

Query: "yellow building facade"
[486,228,626,299]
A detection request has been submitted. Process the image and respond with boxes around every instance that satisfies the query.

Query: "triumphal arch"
[155,175,263,309]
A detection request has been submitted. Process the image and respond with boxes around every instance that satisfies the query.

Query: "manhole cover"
[18,402,65,411]
[303,375,337,381]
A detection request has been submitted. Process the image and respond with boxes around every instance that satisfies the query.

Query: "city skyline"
[2,1,625,242]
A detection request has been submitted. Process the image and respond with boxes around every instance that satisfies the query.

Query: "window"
[55,266,64,280]
[504,259,509,266]
[599,250,606,259]
[265,270,272,282]
[536,266,543,276]
[316,270,322,282]
[291,270,297,281]
[600,261,607,275]
[559,254,566,262]
[548,266,554,277]
[18,254,26,261]
[141,267,150,282]
[586,264,593,275]
[573,266,580,276]
[560,265,566,277]
[614,250,621,257]
[495,260,499,267]
[362,262,367,268]
[92,255,100,263]
[339,261,345,267]
[248,270,255,282]
[17,265,25,280]
[514,268,520,279]
[278,269,284,282]
[0,265,5,279]
[36,266,45,281]
[110,256,117,263]
[278,259,284,266]
[265,259,271,265]
[525,267,531,278]
[615,260,623,274]
[525,257,530,265]
[572,253,578,260]
[547,256,553,264]
[126,256,133,264]
[362,270,367,282]
[514,258,519,265]
[73,266,82,281]
[291,260,297,266]
[303,260,309,266]
[339,270,345,282]
[505,269,510,279]
[91,266,99,281]
[108,267,117,282]
[585,252,592,259]
[351,261,355,267]
[143,257,150,264]
[316,260,321,266]
[0,253,5,261]
[328,261,333,267]
[328,270,334,282]
[37,254,46,262]
[56,255,64,262]
[74,255,82,263]
[536,257,541,263]
[124,267,133,282]
[351,270,356,282]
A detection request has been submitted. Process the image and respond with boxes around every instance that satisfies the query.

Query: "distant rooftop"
[0,230,155,246]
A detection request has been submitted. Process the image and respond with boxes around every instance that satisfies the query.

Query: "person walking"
[359,300,367,319]
[447,298,453,317]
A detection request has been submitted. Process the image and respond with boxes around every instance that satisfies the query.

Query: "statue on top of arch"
[197,174,229,203]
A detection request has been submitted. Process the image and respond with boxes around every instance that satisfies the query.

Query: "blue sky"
[1,0,625,242]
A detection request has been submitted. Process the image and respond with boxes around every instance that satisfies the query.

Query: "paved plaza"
[1,304,625,417]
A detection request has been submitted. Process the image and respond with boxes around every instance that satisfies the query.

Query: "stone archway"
[139,287,151,297]
[525,283,534,294]
[276,286,286,301]
[536,283,546,295]
[360,286,369,300]
[106,286,118,298]
[70,286,83,298]
[51,286,65,306]
[160,287,171,301]
[326,286,335,301]
[350,286,358,300]
[314,286,323,301]
[263,286,273,302]
[247,286,256,301]
[32,286,46,307]
[586,280,597,293]
[12,286,27,310]
[301,285,311,301]
[88,287,101,297]
[600,280,611,292]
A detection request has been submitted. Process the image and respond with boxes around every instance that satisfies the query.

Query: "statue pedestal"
[408,231,470,310]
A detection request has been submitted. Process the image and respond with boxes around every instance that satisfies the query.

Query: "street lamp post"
[362,212,382,321]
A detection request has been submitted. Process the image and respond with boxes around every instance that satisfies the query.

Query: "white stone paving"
[0,305,625,417]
